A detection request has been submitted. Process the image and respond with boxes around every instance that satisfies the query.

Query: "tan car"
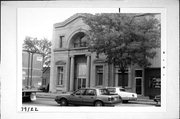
[55,87,122,106]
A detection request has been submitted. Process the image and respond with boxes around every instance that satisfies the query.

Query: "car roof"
[105,87,125,89]
[79,87,105,90]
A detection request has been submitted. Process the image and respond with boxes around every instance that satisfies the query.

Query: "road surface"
[22,97,156,107]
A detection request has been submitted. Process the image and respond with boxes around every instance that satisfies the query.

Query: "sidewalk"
[130,99,156,106]
[132,95,158,106]
[36,92,159,106]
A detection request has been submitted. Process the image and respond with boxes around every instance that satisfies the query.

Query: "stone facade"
[50,14,161,97]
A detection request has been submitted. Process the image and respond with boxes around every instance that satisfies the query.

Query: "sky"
[18,8,120,42]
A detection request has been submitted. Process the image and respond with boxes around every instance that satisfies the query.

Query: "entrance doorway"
[136,78,142,94]
[135,70,143,95]
[74,55,87,90]
[77,78,86,89]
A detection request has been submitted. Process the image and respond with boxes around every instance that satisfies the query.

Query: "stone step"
[137,95,150,99]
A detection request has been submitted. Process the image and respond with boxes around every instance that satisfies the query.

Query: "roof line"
[54,13,86,29]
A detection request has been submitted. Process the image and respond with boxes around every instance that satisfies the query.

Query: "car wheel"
[123,100,129,103]
[60,98,68,106]
[30,93,36,101]
[94,101,103,106]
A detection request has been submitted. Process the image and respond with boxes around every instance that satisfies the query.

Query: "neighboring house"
[22,50,43,89]
[50,13,161,98]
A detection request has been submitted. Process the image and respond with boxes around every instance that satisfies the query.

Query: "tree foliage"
[83,13,160,87]
[23,36,52,67]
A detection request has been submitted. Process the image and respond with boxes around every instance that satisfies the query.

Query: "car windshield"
[99,89,110,95]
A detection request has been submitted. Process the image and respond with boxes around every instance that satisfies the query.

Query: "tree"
[23,36,52,67]
[83,13,160,88]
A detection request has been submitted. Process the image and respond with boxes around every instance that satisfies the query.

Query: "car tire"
[119,96,123,103]
[30,93,37,101]
[60,98,68,106]
[123,100,129,103]
[94,101,103,106]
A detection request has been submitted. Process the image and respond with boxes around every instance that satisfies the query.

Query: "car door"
[81,89,96,106]
[69,89,85,105]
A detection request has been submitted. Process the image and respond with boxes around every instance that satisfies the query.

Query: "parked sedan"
[105,87,137,103]
[55,87,122,106]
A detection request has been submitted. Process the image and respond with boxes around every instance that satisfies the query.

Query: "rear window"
[107,88,116,93]
[99,89,110,95]
[119,89,125,91]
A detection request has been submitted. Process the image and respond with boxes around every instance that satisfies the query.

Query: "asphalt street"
[22,97,156,107]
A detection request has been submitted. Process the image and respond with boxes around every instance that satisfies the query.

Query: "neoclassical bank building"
[50,14,161,97]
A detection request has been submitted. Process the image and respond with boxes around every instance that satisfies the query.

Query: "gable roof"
[54,13,87,29]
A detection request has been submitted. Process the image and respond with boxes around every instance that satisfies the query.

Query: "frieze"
[93,58,107,64]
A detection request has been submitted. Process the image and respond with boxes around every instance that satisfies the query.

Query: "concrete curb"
[129,100,156,105]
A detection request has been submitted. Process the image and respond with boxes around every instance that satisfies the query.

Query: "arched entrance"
[68,31,91,91]
[69,31,90,49]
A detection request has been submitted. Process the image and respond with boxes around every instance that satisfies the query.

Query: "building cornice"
[54,13,86,29]
[54,47,89,52]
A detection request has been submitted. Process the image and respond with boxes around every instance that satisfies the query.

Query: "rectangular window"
[116,69,128,87]
[96,65,103,86]
[57,66,64,85]
[59,36,64,48]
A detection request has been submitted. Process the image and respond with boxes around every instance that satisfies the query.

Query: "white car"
[105,87,137,103]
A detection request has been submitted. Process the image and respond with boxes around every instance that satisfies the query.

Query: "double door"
[76,78,86,89]
[75,62,87,90]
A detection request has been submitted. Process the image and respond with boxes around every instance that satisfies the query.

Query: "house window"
[115,68,128,86]
[57,66,64,85]
[59,36,64,48]
[96,65,103,86]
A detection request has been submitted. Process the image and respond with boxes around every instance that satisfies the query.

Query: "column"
[112,64,116,87]
[70,56,74,91]
[49,52,56,93]
[86,55,91,87]
[142,69,144,96]
[128,67,132,88]
[66,56,70,91]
